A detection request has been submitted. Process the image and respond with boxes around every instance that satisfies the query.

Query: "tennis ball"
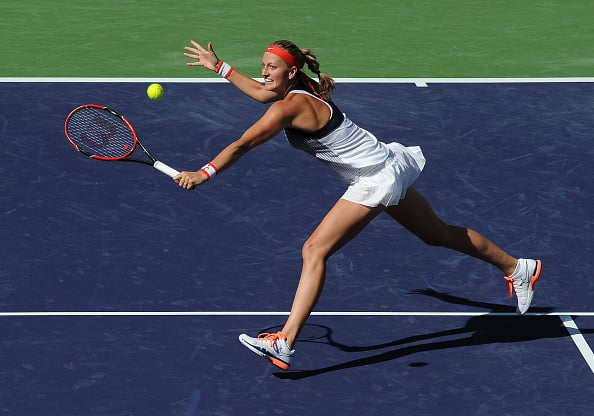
[147,83,164,100]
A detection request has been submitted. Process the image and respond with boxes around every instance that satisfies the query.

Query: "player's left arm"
[174,102,294,189]
[184,40,279,103]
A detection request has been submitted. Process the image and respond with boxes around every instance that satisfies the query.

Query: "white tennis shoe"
[239,332,294,370]
[504,258,542,314]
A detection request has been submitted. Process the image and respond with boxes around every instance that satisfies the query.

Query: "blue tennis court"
[1,80,593,415]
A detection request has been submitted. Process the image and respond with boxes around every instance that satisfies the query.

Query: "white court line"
[559,315,594,374]
[1,77,594,85]
[2,311,592,371]
[1,311,593,317]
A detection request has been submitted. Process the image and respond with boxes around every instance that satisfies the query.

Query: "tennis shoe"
[239,332,294,371]
[504,258,542,314]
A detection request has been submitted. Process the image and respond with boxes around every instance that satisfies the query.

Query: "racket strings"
[66,107,136,159]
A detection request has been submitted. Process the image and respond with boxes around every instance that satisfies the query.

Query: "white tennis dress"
[284,90,426,207]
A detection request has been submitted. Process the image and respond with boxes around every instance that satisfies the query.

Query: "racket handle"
[153,161,180,178]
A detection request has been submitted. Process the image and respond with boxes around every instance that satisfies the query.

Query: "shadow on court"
[270,291,590,380]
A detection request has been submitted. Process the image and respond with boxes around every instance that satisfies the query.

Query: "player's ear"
[288,66,299,79]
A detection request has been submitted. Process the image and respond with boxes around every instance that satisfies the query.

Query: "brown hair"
[270,40,336,99]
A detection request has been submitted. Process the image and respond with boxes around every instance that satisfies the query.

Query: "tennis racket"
[64,104,179,178]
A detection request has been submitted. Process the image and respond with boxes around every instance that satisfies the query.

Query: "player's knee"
[421,235,447,247]
[421,224,467,249]
[301,238,329,263]
[418,225,454,247]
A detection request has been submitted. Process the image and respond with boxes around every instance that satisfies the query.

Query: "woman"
[175,39,542,371]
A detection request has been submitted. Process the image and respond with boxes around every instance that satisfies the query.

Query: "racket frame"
[64,104,180,177]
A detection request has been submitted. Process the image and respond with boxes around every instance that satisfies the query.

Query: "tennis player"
[174,39,542,371]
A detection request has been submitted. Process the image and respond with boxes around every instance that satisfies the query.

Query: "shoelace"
[257,332,286,347]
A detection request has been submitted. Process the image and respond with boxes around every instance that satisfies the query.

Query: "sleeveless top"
[283,87,392,184]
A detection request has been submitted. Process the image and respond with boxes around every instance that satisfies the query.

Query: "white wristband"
[216,61,234,79]
[199,162,218,180]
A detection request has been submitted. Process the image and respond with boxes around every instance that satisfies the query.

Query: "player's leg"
[281,199,384,346]
[385,187,517,273]
[385,187,541,313]
[239,199,382,369]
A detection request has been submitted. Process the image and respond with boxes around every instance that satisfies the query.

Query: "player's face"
[262,52,294,94]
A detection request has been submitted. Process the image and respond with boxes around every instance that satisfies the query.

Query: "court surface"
[0,79,593,415]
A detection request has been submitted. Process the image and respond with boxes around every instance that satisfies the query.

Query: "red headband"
[265,44,304,69]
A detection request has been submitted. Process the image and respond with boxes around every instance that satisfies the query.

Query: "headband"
[265,45,304,69]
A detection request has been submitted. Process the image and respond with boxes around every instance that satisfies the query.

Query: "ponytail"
[300,47,336,99]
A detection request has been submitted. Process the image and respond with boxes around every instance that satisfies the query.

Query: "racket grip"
[153,161,180,178]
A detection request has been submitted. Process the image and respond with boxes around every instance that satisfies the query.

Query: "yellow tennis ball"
[147,83,164,100]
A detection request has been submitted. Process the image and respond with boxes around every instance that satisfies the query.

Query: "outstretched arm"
[184,40,279,103]
[173,101,294,189]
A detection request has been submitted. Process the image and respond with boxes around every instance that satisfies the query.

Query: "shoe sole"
[518,259,542,314]
[238,335,291,371]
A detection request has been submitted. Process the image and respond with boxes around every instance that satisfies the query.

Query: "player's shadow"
[272,290,589,380]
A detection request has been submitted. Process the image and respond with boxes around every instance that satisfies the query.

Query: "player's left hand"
[184,41,220,72]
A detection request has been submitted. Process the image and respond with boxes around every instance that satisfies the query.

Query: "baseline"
[1,311,593,317]
[2,77,594,87]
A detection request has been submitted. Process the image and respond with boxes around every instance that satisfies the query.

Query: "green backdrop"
[1,0,593,78]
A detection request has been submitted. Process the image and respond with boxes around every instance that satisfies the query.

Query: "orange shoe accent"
[504,275,514,301]
[530,259,542,290]
[269,357,290,371]
[257,332,291,370]
[257,332,287,344]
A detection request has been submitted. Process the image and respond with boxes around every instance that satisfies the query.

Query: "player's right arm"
[184,40,279,103]
[173,99,297,190]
